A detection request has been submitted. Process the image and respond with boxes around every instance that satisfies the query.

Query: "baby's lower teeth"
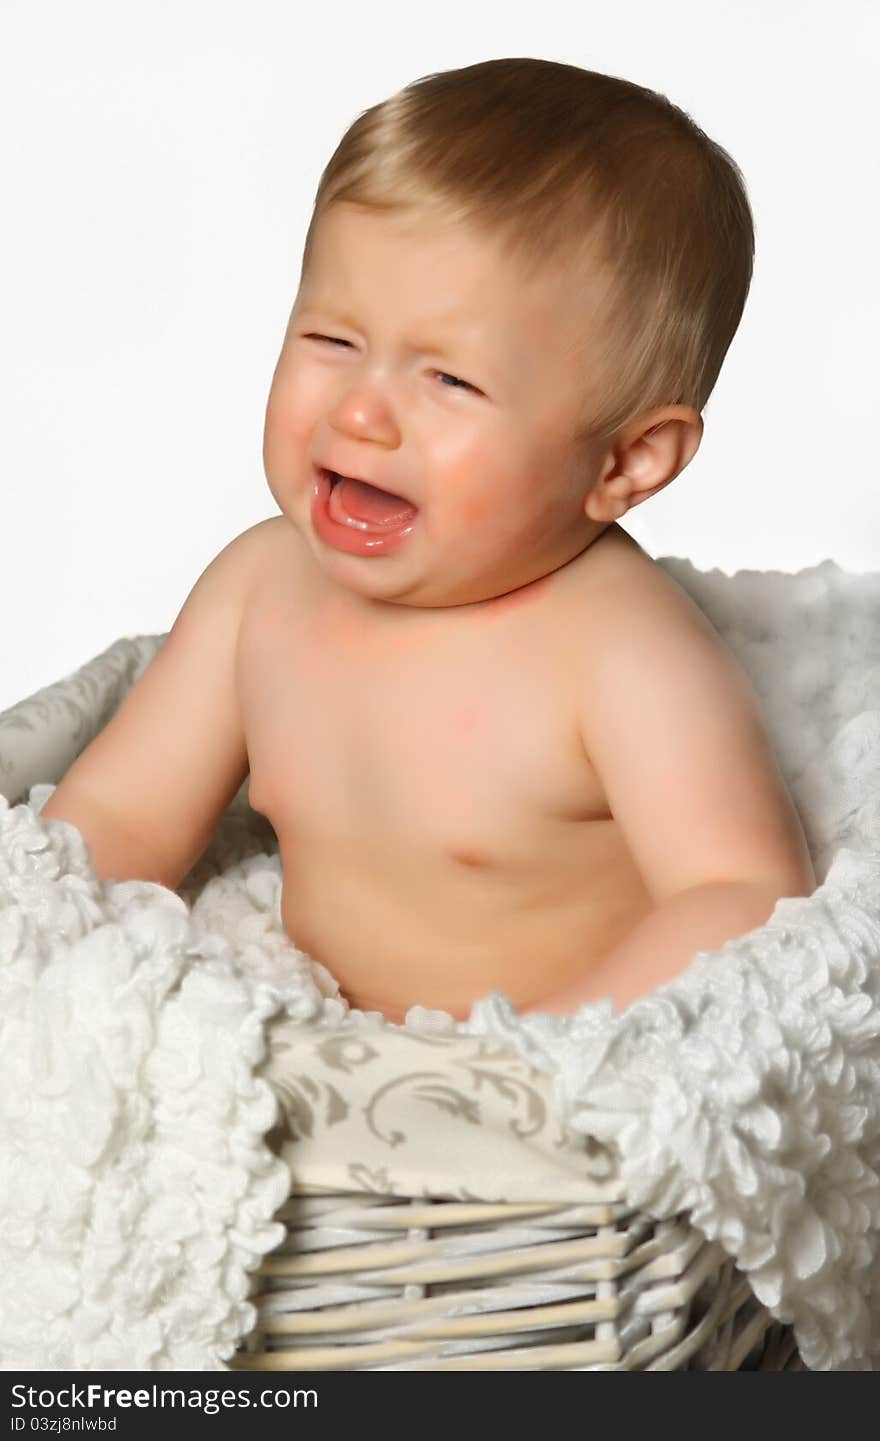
[329,475,394,532]
[329,478,369,530]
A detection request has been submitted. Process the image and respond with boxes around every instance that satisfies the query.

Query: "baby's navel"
[449,844,490,868]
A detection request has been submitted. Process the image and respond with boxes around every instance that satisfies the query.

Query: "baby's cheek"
[435,461,492,526]
[455,492,492,525]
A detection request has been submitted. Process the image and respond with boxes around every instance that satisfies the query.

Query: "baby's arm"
[528,573,816,1015]
[40,520,273,890]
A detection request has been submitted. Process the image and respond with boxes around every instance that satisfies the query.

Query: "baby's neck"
[336,524,621,623]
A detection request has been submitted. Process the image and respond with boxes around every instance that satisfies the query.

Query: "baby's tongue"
[331,476,418,530]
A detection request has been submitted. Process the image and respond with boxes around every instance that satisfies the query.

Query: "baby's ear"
[585,408,703,520]
[646,407,703,474]
[632,407,703,483]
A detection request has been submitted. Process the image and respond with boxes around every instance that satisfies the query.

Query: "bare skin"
[241,513,658,1023]
[40,204,814,1025]
[241,205,708,1020]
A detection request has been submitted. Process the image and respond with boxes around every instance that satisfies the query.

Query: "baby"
[41,58,816,1024]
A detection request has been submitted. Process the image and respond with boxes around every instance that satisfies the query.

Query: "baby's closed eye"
[301,333,482,393]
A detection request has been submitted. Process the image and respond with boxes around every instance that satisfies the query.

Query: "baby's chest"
[239,596,608,855]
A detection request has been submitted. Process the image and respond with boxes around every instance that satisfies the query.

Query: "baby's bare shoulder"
[235,513,293,564]
[235,514,305,605]
[244,512,307,569]
[580,528,720,642]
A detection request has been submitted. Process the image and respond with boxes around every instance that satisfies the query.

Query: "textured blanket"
[1,557,880,1371]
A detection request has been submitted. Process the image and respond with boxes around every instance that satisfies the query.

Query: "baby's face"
[263,202,610,609]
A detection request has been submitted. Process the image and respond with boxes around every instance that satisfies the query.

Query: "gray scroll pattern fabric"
[261,1018,620,1202]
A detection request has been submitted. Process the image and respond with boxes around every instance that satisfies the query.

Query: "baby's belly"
[277,825,654,1024]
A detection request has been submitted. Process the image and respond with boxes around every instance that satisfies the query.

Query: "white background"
[2,0,877,711]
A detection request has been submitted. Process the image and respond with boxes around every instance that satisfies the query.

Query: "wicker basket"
[233,1187,802,1371]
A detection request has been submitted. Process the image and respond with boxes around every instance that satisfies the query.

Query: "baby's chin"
[344,566,560,616]
[276,496,573,611]
[327,571,549,613]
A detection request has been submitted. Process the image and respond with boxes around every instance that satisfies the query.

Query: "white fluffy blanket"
[2,557,880,1371]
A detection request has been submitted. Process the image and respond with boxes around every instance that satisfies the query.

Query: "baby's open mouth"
[324,470,419,531]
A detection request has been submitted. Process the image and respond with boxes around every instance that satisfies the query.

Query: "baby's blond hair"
[300,57,755,446]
